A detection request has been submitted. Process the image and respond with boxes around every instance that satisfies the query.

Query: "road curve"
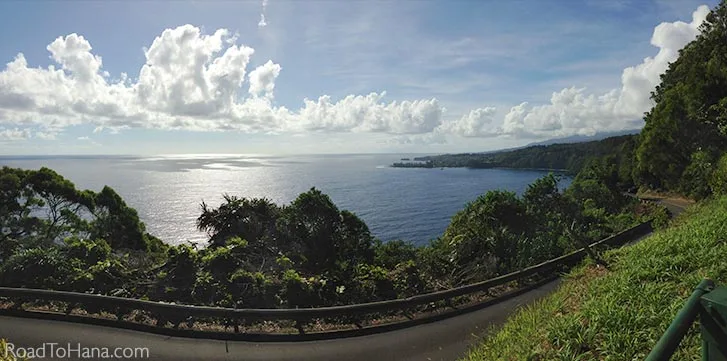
[1,280,560,361]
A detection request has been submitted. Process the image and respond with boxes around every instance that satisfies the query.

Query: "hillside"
[392,134,637,175]
[524,129,640,147]
[463,196,727,360]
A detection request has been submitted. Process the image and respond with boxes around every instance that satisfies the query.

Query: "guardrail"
[0,220,653,338]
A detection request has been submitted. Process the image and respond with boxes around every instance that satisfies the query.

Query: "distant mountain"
[525,129,641,147]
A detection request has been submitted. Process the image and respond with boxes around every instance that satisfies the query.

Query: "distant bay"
[0,154,571,246]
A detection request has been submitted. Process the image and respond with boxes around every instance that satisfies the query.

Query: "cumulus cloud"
[0,24,445,139]
[296,92,443,134]
[495,5,710,139]
[438,106,498,137]
[248,60,281,98]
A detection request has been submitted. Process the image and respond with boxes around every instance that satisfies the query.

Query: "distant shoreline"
[390,164,569,173]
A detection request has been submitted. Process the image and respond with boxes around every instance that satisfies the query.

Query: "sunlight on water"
[0,154,570,246]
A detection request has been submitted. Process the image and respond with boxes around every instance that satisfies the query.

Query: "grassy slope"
[463,196,727,360]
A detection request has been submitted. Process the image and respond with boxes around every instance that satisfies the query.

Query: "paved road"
[1,280,559,361]
[629,192,691,216]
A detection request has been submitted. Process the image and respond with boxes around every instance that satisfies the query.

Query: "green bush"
[64,237,112,265]
[0,247,73,289]
[651,205,672,230]
[680,149,717,199]
[373,239,417,269]
[710,153,727,195]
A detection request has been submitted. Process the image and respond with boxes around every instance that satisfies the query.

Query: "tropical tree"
[635,1,727,194]
[90,186,151,250]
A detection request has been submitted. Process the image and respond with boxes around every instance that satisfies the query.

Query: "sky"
[0,0,719,155]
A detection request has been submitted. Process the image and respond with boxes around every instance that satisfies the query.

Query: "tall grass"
[463,196,727,360]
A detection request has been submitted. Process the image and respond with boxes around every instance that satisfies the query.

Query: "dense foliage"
[0,160,653,309]
[392,135,637,175]
[635,1,727,199]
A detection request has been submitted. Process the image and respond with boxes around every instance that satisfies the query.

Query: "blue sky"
[0,0,718,155]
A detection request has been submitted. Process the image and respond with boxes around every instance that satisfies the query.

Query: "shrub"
[710,153,727,195]
[0,247,73,289]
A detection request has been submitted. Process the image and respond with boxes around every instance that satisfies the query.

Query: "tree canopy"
[636,1,727,198]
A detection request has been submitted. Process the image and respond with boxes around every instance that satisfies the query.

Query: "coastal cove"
[0,154,570,246]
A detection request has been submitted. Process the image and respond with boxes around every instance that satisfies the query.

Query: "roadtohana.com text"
[4,343,150,359]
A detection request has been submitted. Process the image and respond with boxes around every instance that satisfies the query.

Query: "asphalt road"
[1,279,559,361]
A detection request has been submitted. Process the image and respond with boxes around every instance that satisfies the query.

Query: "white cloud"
[77,136,89,140]
[296,92,443,134]
[386,131,448,145]
[438,106,498,137]
[0,128,31,141]
[35,131,56,140]
[248,60,281,98]
[494,5,710,139]
[258,0,269,28]
[0,24,446,139]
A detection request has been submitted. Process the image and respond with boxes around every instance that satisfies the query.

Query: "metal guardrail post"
[699,285,727,360]
[645,279,715,361]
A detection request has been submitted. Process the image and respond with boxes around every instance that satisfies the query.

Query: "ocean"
[0,154,570,246]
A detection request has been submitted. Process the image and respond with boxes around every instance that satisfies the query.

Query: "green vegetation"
[633,1,727,200]
[392,134,637,176]
[0,160,655,310]
[463,196,727,360]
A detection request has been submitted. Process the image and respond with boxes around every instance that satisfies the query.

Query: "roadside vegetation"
[464,196,727,360]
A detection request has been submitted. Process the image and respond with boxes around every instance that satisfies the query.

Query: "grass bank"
[463,196,727,360]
